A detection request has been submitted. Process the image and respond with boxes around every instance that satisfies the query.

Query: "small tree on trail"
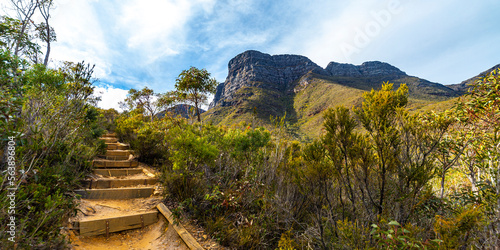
[175,66,217,123]
[120,87,175,122]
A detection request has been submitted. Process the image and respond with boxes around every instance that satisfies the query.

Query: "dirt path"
[68,217,187,250]
[66,134,189,249]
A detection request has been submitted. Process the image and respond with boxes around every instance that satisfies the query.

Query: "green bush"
[1,59,102,248]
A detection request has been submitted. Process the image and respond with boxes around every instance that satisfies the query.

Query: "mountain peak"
[326,61,407,77]
[210,50,328,109]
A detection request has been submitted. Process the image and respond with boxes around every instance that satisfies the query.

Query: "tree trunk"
[43,25,51,66]
[440,172,446,199]
[194,98,201,123]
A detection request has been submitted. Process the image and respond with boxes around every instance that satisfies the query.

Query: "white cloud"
[49,0,111,79]
[118,0,216,64]
[3,0,499,93]
[273,0,402,66]
[93,85,129,111]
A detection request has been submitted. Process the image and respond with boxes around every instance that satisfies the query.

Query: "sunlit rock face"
[209,50,408,109]
[209,50,327,108]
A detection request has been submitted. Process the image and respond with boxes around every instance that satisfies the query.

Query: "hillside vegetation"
[205,70,460,139]
[2,6,499,248]
[114,68,500,249]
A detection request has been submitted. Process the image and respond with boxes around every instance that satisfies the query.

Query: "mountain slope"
[448,64,500,94]
[204,50,467,139]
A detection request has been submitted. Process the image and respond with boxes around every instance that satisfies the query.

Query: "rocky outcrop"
[209,50,409,109]
[326,61,407,77]
[209,50,328,109]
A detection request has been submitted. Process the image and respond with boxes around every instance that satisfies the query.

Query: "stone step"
[75,187,155,199]
[100,137,118,143]
[81,178,158,189]
[93,168,144,177]
[106,143,129,150]
[93,160,139,168]
[75,211,158,236]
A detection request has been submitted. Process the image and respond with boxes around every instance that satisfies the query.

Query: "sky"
[1,0,500,110]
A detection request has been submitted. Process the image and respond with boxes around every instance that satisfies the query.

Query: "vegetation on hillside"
[0,2,109,248]
[115,68,500,249]
[203,71,460,140]
[2,2,498,249]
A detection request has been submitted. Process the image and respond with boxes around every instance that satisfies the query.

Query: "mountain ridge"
[209,50,457,109]
[448,63,500,94]
[204,50,495,138]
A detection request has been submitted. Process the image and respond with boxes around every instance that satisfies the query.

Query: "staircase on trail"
[73,133,160,237]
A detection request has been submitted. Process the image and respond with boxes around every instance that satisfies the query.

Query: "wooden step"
[76,211,158,236]
[93,168,144,177]
[100,137,118,143]
[75,187,155,199]
[99,150,131,160]
[103,133,117,137]
[106,143,129,150]
[106,150,131,156]
[100,155,130,160]
[82,178,158,189]
[93,160,139,168]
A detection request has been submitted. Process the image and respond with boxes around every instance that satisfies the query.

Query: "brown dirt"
[67,137,220,249]
[67,184,189,249]
[68,217,189,250]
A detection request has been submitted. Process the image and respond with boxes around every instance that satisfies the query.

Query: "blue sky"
[2,0,500,110]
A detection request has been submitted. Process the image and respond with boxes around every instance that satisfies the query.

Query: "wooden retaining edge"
[75,187,154,199]
[76,211,158,236]
[93,168,143,177]
[157,203,204,250]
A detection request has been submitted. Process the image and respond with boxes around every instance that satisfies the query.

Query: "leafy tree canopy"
[175,66,217,122]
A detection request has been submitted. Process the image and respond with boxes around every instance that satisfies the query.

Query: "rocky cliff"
[209,50,328,109]
[209,50,410,109]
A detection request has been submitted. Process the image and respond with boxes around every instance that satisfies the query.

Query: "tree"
[120,87,175,122]
[8,0,39,58]
[175,66,217,122]
[352,83,452,223]
[354,82,409,218]
[455,69,500,244]
[36,0,56,66]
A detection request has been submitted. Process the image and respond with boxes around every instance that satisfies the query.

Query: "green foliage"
[370,220,442,249]
[0,16,41,59]
[97,108,119,131]
[204,72,458,139]
[451,69,500,248]
[175,66,217,122]
[113,75,500,249]
[170,125,219,172]
[120,87,174,122]
[355,82,408,133]
[277,229,298,250]
[0,47,102,248]
[434,206,483,249]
